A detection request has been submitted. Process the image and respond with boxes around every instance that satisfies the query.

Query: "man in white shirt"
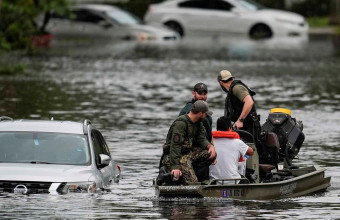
[209,116,253,181]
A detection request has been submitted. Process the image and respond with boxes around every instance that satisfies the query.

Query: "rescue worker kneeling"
[157,100,217,185]
[209,116,254,184]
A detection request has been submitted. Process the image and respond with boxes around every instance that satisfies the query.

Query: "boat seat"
[265,132,280,151]
[258,132,280,174]
[259,164,276,173]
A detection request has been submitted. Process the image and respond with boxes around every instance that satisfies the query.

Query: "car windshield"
[106,8,142,25]
[0,132,90,165]
[237,0,265,11]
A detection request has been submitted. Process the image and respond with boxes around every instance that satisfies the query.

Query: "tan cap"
[218,70,234,81]
[191,100,213,116]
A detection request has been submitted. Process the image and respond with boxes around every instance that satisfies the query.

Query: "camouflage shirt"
[179,98,213,142]
[165,114,210,170]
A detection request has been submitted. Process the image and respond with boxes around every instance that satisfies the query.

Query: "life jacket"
[212,131,240,139]
[212,131,245,162]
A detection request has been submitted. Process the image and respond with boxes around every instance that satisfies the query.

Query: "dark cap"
[191,100,213,116]
[193,83,208,93]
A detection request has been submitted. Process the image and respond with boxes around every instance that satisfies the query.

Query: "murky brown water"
[0,33,340,219]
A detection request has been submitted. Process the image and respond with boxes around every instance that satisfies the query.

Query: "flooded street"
[1,33,340,219]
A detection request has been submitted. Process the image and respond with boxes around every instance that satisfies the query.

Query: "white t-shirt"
[209,138,249,180]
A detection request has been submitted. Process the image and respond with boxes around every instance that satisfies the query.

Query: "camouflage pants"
[162,147,216,185]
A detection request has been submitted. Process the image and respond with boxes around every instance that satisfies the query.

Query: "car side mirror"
[99,20,112,28]
[98,154,111,168]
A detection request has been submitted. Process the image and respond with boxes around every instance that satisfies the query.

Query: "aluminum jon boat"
[154,165,331,200]
[154,108,331,200]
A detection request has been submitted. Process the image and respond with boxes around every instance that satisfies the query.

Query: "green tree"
[329,0,340,25]
[289,0,330,17]
[0,0,72,52]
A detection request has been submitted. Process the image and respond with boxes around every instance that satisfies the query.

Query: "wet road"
[0,33,340,219]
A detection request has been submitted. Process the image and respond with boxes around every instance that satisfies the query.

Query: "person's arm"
[246,146,254,156]
[233,95,254,129]
[169,121,186,171]
[197,124,216,160]
[239,140,253,158]
[207,144,216,160]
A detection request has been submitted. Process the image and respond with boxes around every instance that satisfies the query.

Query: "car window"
[0,132,90,165]
[91,130,111,166]
[238,0,264,10]
[72,9,105,23]
[106,9,142,25]
[211,0,234,11]
[178,0,210,9]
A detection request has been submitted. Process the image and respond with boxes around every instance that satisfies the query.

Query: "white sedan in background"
[38,4,179,45]
[144,0,309,39]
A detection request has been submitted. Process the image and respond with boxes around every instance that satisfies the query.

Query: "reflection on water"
[0,33,340,219]
[179,32,309,60]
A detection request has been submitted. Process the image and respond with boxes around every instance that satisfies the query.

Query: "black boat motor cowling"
[261,108,305,167]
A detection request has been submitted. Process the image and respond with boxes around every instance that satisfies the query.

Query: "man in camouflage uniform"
[179,83,213,181]
[159,100,217,185]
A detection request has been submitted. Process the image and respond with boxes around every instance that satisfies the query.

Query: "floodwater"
[0,33,340,219]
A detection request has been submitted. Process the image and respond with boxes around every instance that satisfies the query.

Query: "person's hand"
[171,169,182,180]
[207,144,216,159]
[233,120,243,130]
[212,159,217,165]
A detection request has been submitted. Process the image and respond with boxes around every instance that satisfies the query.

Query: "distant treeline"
[112,0,332,19]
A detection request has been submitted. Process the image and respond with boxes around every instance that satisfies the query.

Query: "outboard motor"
[261,108,305,167]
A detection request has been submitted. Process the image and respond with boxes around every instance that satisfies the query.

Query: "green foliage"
[336,26,340,34]
[0,0,72,52]
[0,1,34,51]
[307,17,331,28]
[290,0,330,17]
[0,64,25,75]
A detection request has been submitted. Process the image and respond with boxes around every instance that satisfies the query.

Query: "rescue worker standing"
[217,70,261,138]
[160,100,217,184]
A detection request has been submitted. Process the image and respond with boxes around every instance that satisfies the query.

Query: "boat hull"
[155,166,331,200]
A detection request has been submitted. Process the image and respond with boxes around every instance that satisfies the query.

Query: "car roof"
[0,119,85,134]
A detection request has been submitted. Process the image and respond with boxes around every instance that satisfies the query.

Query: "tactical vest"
[225,80,257,129]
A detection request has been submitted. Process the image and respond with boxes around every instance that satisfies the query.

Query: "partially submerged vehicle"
[154,108,331,200]
[0,116,121,195]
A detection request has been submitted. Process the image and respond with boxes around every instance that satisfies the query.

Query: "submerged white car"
[0,116,121,194]
[38,4,179,45]
[144,0,308,39]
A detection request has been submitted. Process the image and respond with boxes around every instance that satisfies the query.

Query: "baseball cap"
[191,100,213,116]
[218,70,234,81]
[193,83,208,93]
